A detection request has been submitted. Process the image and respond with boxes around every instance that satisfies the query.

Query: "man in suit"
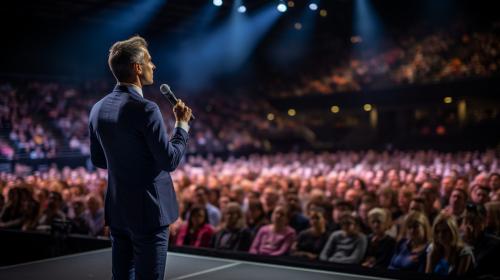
[89,35,192,280]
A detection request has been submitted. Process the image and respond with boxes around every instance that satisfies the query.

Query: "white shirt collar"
[117,82,143,97]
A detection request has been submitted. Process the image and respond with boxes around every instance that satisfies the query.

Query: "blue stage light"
[277,3,287,13]
[213,0,223,7]
[309,3,318,11]
[238,5,247,13]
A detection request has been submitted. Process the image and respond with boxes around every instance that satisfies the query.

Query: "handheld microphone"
[160,84,195,121]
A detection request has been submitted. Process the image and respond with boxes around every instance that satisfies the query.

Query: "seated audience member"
[286,194,309,234]
[377,187,400,220]
[193,186,221,227]
[444,188,467,226]
[291,207,329,260]
[70,200,90,235]
[461,203,500,277]
[418,182,440,224]
[212,202,252,252]
[426,213,473,276]
[229,185,247,212]
[470,184,491,206]
[485,201,500,236]
[38,191,66,228]
[261,187,280,220]
[250,205,296,256]
[392,189,414,235]
[0,187,24,229]
[169,198,188,246]
[362,208,396,269]
[246,199,269,239]
[320,213,367,264]
[358,198,376,235]
[409,197,426,213]
[344,189,361,209]
[328,200,354,232]
[83,194,105,236]
[176,205,214,248]
[440,176,456,207]
[20,195,40,231]
[218,195,230,214]
[388,211,431,272]
[489,173,500,193]
[397,187,413,218]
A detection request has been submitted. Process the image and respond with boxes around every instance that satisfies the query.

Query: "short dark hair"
[108,35,148,81]
[195,185,209,195]
[333,199,354,211]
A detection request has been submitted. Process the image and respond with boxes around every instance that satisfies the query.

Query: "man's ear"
[134,63,142,75]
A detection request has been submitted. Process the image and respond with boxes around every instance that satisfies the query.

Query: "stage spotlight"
[294,22,302,30]
[330,106,340,114]
[320,9,327,17]
[288,1,295,8]
[213,0,223,7]
[288,109,296,117]
[277,3,287,13]
[238,5,247,13]
[363,104,372,112]
[309,3,318,11]
[267,113,275,121]
[444,97,453,104]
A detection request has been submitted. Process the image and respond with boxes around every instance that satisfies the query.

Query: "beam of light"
[353,0,384,51]
[49,0,167,78]
[97,0,165,36]
[151,1,220,81]
[165,4,283,91]
[268,4,317,68]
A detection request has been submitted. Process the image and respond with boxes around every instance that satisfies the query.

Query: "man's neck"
[118,80,143,97]
[118,81,142,89]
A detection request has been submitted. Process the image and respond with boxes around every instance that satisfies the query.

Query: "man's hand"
[173,99,192,123]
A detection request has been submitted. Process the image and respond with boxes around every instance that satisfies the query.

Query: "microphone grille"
[160,84,171,94]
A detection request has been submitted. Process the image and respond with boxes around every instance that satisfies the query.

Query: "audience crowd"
[1,150,500,277]
[271,27,500,97]
[0,81,310,159]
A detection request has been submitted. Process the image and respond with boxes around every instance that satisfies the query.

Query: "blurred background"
[0,0,500,278]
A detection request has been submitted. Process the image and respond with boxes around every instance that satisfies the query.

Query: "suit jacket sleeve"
[144,102,188,172]
[89,121,107,169]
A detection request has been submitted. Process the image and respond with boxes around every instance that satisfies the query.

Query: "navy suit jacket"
[89,85,188,233]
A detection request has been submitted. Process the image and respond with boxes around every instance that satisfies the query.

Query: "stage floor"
[0,248,390,280]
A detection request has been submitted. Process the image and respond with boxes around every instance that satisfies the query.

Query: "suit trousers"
[110,226,169,280]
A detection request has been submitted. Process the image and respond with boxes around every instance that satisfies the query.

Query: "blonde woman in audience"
[362,208,396,268]
[425,213,473,276]
[389,211,431,272]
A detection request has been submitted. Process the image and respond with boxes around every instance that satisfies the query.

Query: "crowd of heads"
[272,25,500,97]
[2,150,500,276]
[0,81,308,160]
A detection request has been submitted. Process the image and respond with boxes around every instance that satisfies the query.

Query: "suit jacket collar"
[114,83,143,98]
